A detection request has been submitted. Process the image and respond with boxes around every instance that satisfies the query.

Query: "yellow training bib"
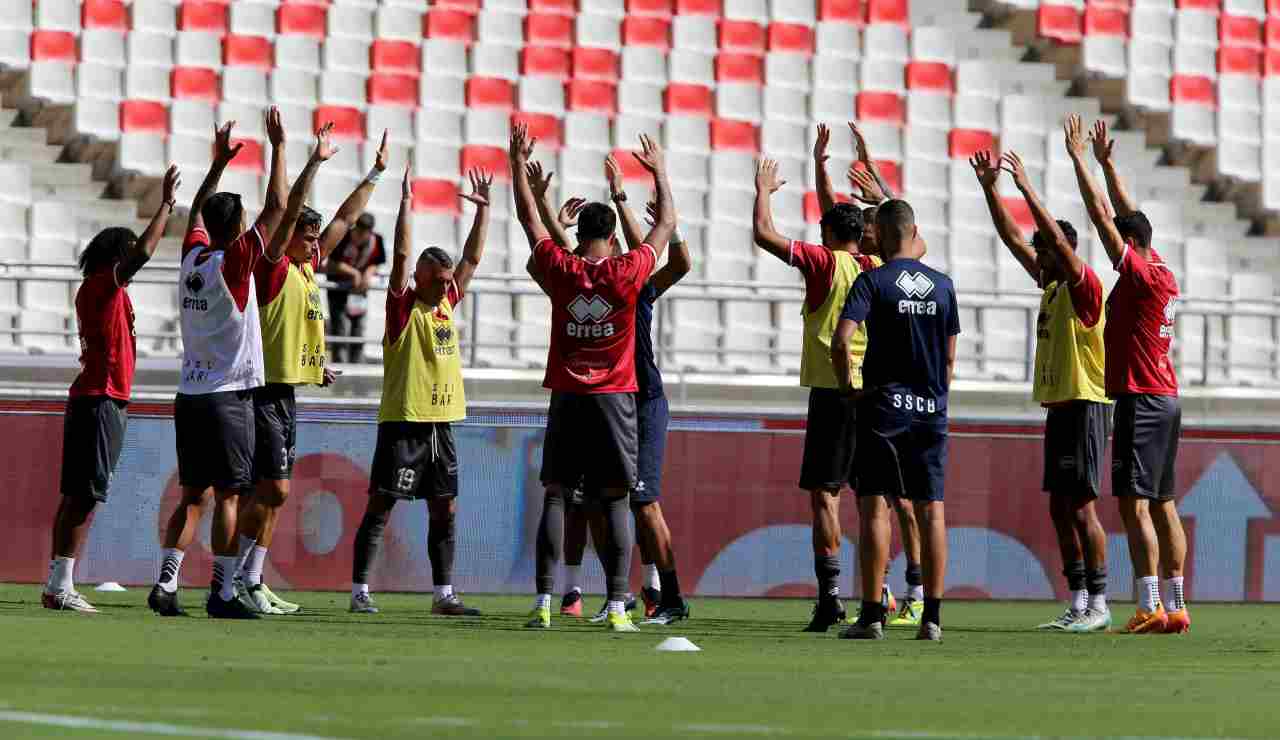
[260,260,326,386]
[800,252,881,389]
[378,292,466,423]
[1033,279,1108,405]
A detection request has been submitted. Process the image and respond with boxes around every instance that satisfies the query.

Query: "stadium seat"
[566,80,618,114]
[132,0,177,35]
[519,76,566,113]
[423,40,469,78]
[372,40,421,77]
[375,6,422,44]
[179,2,228,35]
[710,118,759,151]
[867,0,909,28]
[315,105,364,140]
[279,4,328,39]
[674,16,719,53]
[563,112,612,151]
[172,67,221,103]
[671,49,716,85]
[949,129,995,159]
[31,31,76,63]
[83,0,128,32]
[1171,74,1217,104]
[577,15,623,50]
[623,17,672,50]
[768,23,815,55]
[721,20,767,55]
[461,145,510,181]
[417,109,465,145]
[906,61,953,93]
[857,91,904,124]
[80,30,125,67]
[471,44,520,80]
[324,38,372,75]
[1038,5,1083,44]
[717,83,763,120]
[225,35,273,70]
[666,115,712,153]
[1220,46,1263,75]
[368,74,418,107]
[526,14,574,49]
[812,56,858,90]
[467,77,516,110]
[169,100,214,136]
[572,48,620,81]
[228,3,273,39]
[716,53,765,84]
[320,71,368,107]
[522,47,571,79]
[327,6,374,42]
[864,23,910,61]
[817,0,863,24]
[466,109,510,148]
[512,111,563,149]
[665,83,715,116]
[76,65,122,102]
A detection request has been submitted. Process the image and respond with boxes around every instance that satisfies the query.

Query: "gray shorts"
[1111,394,1181,500]
[1042,401,1110,498]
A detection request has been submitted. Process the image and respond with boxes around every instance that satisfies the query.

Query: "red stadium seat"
[710,118,758,152]
[1219,47,1262,77]
[1266,48,1280,75]
[768,23,815,55]
[1170,75,1216,105]
[278,4,327,38]
[867,0,908,28]
[368,74,419,106]
[529,0,577,14]
[171,67,220,102]
[623,18,671,50]
[818,0,864,24]
[665,83,714,116]
[228,138,264,173]
[466,77,515,110]
[609,147,653,181]
[572,48,619,82]
[372,40,421,77]
[83,0,128,32]
[867,160,901,194]
[565,79,617,113]
[1221,15,1263,50]
[1038,5,1082,44]
[433,0,481,12]
[676,0,722,16]
[715,53,763,84]
[315,106,364,139]
[803,190,852,223]
[412,178,461,215]
[120,100,168,134]
[526,13,574,49]
[179,2,228,34]
[1084,6,1128,37]
[628,0,673,18]
[512,111,563,149]
[1177,0,1220,10]
[1002,197,1035,231]
[425,9,476,44]
[719,20,766,55]
[1272,0,1280,19]
[522,47,572,79]
[1087,0,1131,8]
[948,129,995,158]
[1268,19,1280,50]
[31,31,76,62]
[224,35,273,70]
[906,62,953,93]
[856,91,904,125]
[461,145,510,181]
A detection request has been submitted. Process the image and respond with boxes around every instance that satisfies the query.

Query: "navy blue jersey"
[840,258,960,421]
[634,282,664,400]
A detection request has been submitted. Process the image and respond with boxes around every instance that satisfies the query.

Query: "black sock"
[535,491,565,595]
[427,511,456,588]
[658,569,682,604]
[1063,559,1086,593]
[600,494,634,602]
[1086,566,1107,596]
[211,559,227,596]
[815,555,840,599]
[352,508,391,584]
[859,600,885,625]
[905,562,922,595]
[923,597,941,626]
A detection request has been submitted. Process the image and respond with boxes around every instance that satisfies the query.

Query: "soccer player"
[833,199,958,642]
[349,165,491,616]
[147,110,290,619]
[42,166,181,612]
[515,125,676,633]
[233,129,386,615]
[973,149,1112,633]
[1067,116,1187,634]
[752,126,879,633]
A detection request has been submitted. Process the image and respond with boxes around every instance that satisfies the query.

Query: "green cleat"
[606,610,640,632]
[1067,607,1112,633]
[525,606,551,629]
[887,598,923,627]
[1036,608,1081,631]
[257,583,301,614]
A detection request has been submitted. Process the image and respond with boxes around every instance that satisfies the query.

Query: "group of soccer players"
[42,109,1186,638]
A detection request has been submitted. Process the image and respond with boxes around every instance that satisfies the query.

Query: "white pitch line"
[0,711,350,740]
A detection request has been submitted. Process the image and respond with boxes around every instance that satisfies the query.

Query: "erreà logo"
[434,324,452,344]
[184,272,205,295]
[895,271,935,299]
[568,295,612,323]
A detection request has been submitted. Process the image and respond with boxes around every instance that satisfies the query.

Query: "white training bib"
[178,246,265,395]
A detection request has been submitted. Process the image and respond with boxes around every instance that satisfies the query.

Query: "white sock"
[158,548,184,593]
[243,545,267,587]
[564,564,582,593]
[644,564,660,591]
[235,535,257,575]
[908,585,924,602]
[214,555,239,601]
[535,593,551,610]
[47,556,74,594]
[434,584,454,601]
[1088,592,1107,612]
[1071,589,1088,614]
[607,599,625,615]
[1138,576,1160,612]
[352,583,369,598]
[1164,576,1185,611]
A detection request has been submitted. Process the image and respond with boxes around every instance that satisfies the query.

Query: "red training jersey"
[790,241,877,312]
[254,250,320,306]
[1104,246,1179,397]
[69,266,136,401]
[532,238,656,394]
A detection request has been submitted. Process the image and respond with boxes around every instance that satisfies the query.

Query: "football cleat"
[1036,608,1081,631]
[560,590,583,618]
[1163,608,1190,634]
[241,584,283,615]
[525,606,551,629]
[432,594,481,616]
[1123,606,1169,634]
[257,583,300,614]
[206,592,261,620]
[588,601,609,624]
[802,598,847,633]
[606,610,640,632]
[1067,607,1112,633]
[916,622,942,641]
[838,621,885,640]
[642,599,690,626]
[42,590,98,613]
[147,585,187,617]
[882,584,897,615]
[349,592,379,614]
[641,586,661,619]
[887,599,923,627]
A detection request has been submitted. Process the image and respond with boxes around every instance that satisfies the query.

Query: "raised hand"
[213,120,245,165]
[161,164,181,205]
[604,153,625,194]
[632,133,666,175]
[374,129,389,172]
[458,168,493,207]
[814,123,831,164]
[969,150,1000,189]
[265,106,285,147]
[401,165,412,201]
[849,121,870,163]
[558,196,586,228]
[1090,119,1115,165]
[312,121,339,162]
[847,164,885,205]
[1000,151,1032,191]
[509,122,536,164]
[755,158,786,194]
[1064,114,1087,160]
[525,161,554,200]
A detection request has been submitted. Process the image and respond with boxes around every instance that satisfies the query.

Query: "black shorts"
[175,389,255,492]
[1112,393,1181,501]
[540,391,638,493]
[1043,400,1110,498]
[798,387,858,492]
[631,394,670,504]
[855,416,948,502]
[60,396,127,502]
[254,383,297,481]
[368,421,458,500]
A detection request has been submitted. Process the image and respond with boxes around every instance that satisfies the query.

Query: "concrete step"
[29,162,92,186]
[0,143,61,164]
[31,183,106,200]
[0,127,48,147]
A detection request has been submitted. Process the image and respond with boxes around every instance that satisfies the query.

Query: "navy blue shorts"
[631,394,669,504]
[855,415,948,502]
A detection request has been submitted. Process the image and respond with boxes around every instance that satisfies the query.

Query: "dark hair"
[819,203,864,245]
[202,192,244,246]
[419,246,454,269]
[577,202,617,242]
[875,199,915,255]
[355,212,375,230]
[1031,220,1078,251]
[297,205,323,233]
[1114,211,1153,249]
[862,205,878,224]
[79,227,136,277]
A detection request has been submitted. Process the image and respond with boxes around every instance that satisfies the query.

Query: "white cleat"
[915,622,942,641]
[349,592,379,614]
[42,590,99,613]
[237,582,283,615]
[1036,608,1081,631]
[1066,607,1112,633]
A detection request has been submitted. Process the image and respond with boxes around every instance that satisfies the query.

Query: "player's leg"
[560,492,587,617]
[1041,494,1086,629]
[887,496,925,626]
[350,492,396,614]
[204,390,260,619]
[1148,397,1188,634]
[424,424,478,616]
[529,392,578,628]
[594,486,638,632]
[913,499,946,641]
[799,388,852,631]
[1113,395,1168,633]
[1066,402,1111,633]
[841,493,890,639]
[635,501,688,624]
[235,385,295,613]
[1039,404,1086,629]
[149,485,210,616]
[45,496,98,612]
[588,392,641,633]
[352,421,427,613]
[633,395,686,623]
[529,484,567,627]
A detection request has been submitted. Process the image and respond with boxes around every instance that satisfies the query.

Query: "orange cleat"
[559,590,583,618]
[1163,608,1190,634]
[1124,606,1169,634]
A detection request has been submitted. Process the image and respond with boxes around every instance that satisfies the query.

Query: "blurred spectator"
[324,213,386,363]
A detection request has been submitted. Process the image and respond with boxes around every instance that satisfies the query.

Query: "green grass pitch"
[3,584,1280,739]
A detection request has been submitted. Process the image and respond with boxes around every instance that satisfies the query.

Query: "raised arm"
[814,123,838,215]
[522,160,559,291]
[510,123,550,248]
[1091,119,1136,218]
[606,154,645,252]
[318,129,389,262]
[645,200,690,297]
[831,317,861,392]
[971,150,1035,282]
[255,106,290,241]
[850,122,895,201]
[1066,115,1125,265]
[119,165,180,283]
[1002,151,1084,284]
[752,158,792,262]
[389,166,413,296]
[631,134,674,260]
[188,121,244,234]
[453,167,492,296]
[266,122,336,262]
